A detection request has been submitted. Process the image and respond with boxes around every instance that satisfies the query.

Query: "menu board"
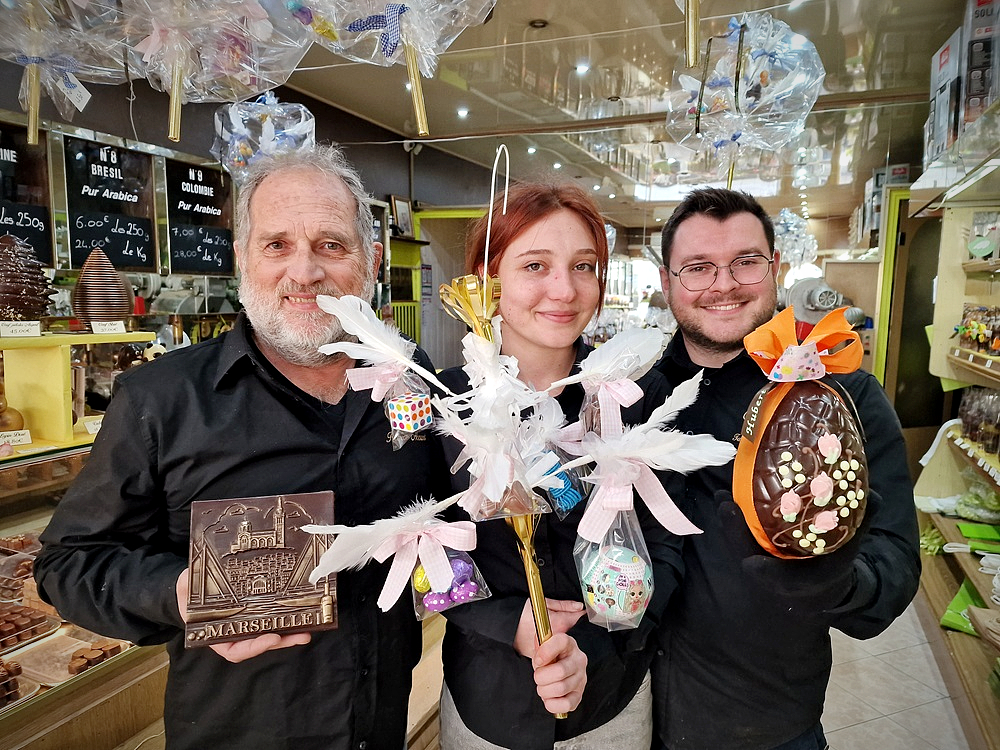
[0,124,53,266]
[63,136,156,270]
[164,158,234,275]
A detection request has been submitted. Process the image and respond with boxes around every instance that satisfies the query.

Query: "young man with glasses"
[651,188,919,750]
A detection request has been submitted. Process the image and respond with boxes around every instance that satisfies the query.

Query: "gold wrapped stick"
[168,59,184,142]
[685,0,700,69]
[403,43,429,137]
[25,62,41,146]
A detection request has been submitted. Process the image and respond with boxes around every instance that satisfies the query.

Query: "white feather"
[315,294,451,394]
[548,327,666,390]
[305,495,460,583]
[638,370,703,431]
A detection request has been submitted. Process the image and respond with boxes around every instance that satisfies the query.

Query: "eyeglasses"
[668,254,774,292]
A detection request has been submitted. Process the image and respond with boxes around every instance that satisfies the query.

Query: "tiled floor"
[823,596,974,750]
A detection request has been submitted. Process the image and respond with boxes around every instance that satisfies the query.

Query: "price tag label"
[0,321,40,337]
[0,429,32,446]
[83,417,103,435]
[55,72,92,112]
[91,320,127,334]
[969,353,975,362]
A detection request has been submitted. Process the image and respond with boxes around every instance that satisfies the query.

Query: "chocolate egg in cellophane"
[578,544,653,629]
[410,549,490,620]
[734,307,868,559]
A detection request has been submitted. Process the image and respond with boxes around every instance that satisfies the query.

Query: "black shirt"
[35,312,451,750]
[651,334,920,750]
[437,340,685,749]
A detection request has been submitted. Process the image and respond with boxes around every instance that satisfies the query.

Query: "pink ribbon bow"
[372,520,477,612]
[585,379,643,436]
[578,460,702,542]
[346,361,408,401]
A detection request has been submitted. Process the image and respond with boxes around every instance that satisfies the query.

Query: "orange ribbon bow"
[744,307,862,380]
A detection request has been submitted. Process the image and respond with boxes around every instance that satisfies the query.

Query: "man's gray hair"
[234,145,378,271]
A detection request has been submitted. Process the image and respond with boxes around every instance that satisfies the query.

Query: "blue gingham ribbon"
[713,131,742,149]
[347,3,409,58]
[15,53,80,88]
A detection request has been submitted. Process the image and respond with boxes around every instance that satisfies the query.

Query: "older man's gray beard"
[239,277,374,367]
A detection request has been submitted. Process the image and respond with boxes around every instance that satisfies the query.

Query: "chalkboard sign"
[168,223,233,273]
[63,136,156,270]
[0,125,53,266]
[164,158,233,275]
[71,211,154,267]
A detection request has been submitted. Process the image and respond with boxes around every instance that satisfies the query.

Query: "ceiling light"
[593,184,601,191]
[405,81,411,92]
[576,64,590,75]
[553,162,562,169]
[609,193,616,199]
[457,107,469,118]
[655,217,662,222]
[528,18,548,29]
[527,146,537,154]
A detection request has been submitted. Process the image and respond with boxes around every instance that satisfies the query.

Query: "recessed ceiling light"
[528,18,548,29]
[553,162,562,169]
[457,107,469,118]
[609,193,616,199]
[593,184,601,191]
[655,217,662,222]
[576,64,590,75]
[527,146,537,154]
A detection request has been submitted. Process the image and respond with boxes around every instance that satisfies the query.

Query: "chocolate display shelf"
[0,604,59,655]
[945,427,1000,496]
[946,347,1000,388]
[0,671,40,716]
[16,633,130,686]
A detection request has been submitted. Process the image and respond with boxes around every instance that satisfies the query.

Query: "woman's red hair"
[465,182,610,307]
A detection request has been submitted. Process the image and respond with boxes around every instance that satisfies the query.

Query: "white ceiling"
[285,0,966,231]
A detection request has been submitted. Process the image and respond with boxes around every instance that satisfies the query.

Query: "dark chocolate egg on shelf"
[0,234,55,321]
[734,379,868,559]
[71,248,134,322]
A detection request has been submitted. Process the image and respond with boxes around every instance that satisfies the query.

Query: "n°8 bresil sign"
[164,158,233,275]
[64,136,155,270]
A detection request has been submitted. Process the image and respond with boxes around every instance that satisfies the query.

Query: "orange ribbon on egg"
[744,306,862,381]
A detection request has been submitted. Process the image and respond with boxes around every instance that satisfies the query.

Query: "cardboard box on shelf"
[963,0,997,127]
[928,27,963,164]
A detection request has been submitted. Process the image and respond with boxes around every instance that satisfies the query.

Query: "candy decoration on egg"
[387,392,432,433]
[733,307,868,558]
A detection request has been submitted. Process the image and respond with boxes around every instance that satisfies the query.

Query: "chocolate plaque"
[185,491,337,648]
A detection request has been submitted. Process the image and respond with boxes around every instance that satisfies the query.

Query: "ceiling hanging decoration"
[0,0,133,144]
[123,0,312,142]
[665,11,826,187]
[295,0,496,137]
[774,207,818,270]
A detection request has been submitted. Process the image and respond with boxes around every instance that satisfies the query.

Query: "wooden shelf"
[945,427,1000,489]
[927,513,1000,607]
[946,347,1000,388]
[963,257,1000,274]
[0,331,153,350]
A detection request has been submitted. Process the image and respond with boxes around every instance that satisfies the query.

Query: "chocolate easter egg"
[71,248,134,322]
[0,235,55,320]
[734,379,868,558]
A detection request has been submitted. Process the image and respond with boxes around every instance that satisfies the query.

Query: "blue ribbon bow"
[348,3,409,58]
[15,53,80,89]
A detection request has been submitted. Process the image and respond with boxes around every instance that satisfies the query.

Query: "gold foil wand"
[506,512,568,720]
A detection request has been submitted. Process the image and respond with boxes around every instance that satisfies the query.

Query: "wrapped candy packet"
[304,499,490,620]
[733,307,868,558]
[316,294,451,450]
[574,508,653,631]
[548,327,666,438]
[411,548,489,620]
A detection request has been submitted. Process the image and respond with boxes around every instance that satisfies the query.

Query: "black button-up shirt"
[652,334,919,750]
[36,312,451,750]
[437,340,685,749]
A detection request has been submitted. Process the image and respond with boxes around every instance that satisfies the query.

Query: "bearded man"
[35,146,451,750]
